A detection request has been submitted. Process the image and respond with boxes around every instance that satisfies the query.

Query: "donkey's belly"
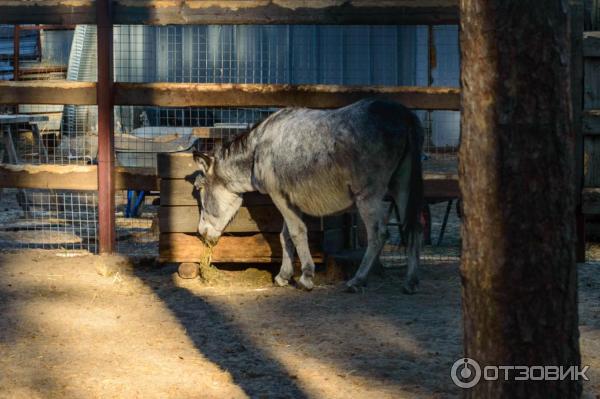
[288,182,354,217]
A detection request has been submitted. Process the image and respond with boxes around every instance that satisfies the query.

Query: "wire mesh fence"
[0,24,98,252]
[1,23,461,263]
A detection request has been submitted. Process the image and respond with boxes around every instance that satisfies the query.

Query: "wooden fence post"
[97,0,115,253]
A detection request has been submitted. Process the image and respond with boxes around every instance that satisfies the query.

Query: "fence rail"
[0,81,460,109]
[0,0,459,25]
[0,165,157,191]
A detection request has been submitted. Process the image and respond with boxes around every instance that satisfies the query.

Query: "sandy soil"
[0,250,598,399]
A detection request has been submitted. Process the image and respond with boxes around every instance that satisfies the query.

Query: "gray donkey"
[193,98,423,293]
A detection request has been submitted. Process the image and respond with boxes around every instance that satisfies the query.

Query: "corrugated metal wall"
[61,24,460,148]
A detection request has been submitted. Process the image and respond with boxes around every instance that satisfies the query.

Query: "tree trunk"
[459,1,581,398]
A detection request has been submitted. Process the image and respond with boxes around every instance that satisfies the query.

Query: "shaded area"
[134,261,464,398]
[0,250,598,398]
[136,265,309,399]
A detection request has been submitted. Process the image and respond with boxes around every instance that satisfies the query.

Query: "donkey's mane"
[217,109,293,160]
[218,127,252,159]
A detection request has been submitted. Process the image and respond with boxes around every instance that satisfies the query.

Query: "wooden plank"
[0,164,157,191]
[157,152,197,179]
[0,164,97,190]
[159,205,329,233]
[160,205,282,233]
[424,174,460,198]
[160,178,198,205]
[0,81,96,105]
[0,1,459,25]
[0,81,460,110]
[193,126,249,138]
[0,1,95,24]
[160,179,272,206]
[115,0,459,25]
[159,232,324,264]
[584,31,600,57]
[114,167,158,191]
[114,83,461,110]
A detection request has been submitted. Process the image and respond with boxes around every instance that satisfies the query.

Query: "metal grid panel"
[0,25,98,253]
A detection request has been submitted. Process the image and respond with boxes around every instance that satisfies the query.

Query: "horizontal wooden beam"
[0,81,96,105]
[159,204,343,233]
[159,232,324,264]
[0,1,95,24]
[0,81,460,110]
[0,164,157,191]
[0,1,459,25]
[160,179,275,206]
[114,83,461,110]
[424,173,460,198]
[0,159,458,197]
[115,167,158,191]
[160,205,323,233]
[584,31,600,57]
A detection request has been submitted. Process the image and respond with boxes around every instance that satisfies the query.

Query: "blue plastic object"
[125,190,146,218]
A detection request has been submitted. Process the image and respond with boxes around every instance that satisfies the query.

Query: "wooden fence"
[0,0,464,254]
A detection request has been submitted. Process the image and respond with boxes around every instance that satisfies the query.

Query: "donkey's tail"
[401,112,424,237]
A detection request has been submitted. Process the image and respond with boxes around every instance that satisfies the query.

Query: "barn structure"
[0,0,588,265]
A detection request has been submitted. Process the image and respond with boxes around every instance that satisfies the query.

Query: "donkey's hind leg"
[346,196,389,293]
[403,223,422,294]
[271,196,315,291]
[389,157,422,294]
[274,222,295,287]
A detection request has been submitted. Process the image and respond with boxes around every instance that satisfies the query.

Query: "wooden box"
[157,152,347,264]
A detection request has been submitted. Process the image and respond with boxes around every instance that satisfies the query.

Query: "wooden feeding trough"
[157,152,348,268]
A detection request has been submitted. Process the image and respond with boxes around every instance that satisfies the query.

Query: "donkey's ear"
[193,151,213,171]
[193,172,206,190]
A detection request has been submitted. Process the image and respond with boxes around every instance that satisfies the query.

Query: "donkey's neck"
[214,135,256,194]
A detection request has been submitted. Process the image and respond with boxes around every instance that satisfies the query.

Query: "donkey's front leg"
[274,223,295,287]
[271,197,315,291]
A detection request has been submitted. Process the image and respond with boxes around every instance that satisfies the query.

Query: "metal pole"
[97,0,115,253]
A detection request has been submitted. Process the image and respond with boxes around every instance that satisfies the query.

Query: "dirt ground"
[0,251,598,399]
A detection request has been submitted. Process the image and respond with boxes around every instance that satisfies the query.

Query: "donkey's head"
[193,151,243,246]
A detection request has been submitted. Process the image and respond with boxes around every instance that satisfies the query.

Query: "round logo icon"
[451,358,482,388]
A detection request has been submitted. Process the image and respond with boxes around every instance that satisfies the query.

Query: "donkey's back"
[252,98,421,218]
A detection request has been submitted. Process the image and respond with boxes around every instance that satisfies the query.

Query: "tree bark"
[459,1,581,398]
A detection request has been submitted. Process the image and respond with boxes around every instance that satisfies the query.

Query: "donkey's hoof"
[297,275,314,291]
[345,278,365,293]
[402,280,419,295]
[345,284,360,294]
[274,274,290,287]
